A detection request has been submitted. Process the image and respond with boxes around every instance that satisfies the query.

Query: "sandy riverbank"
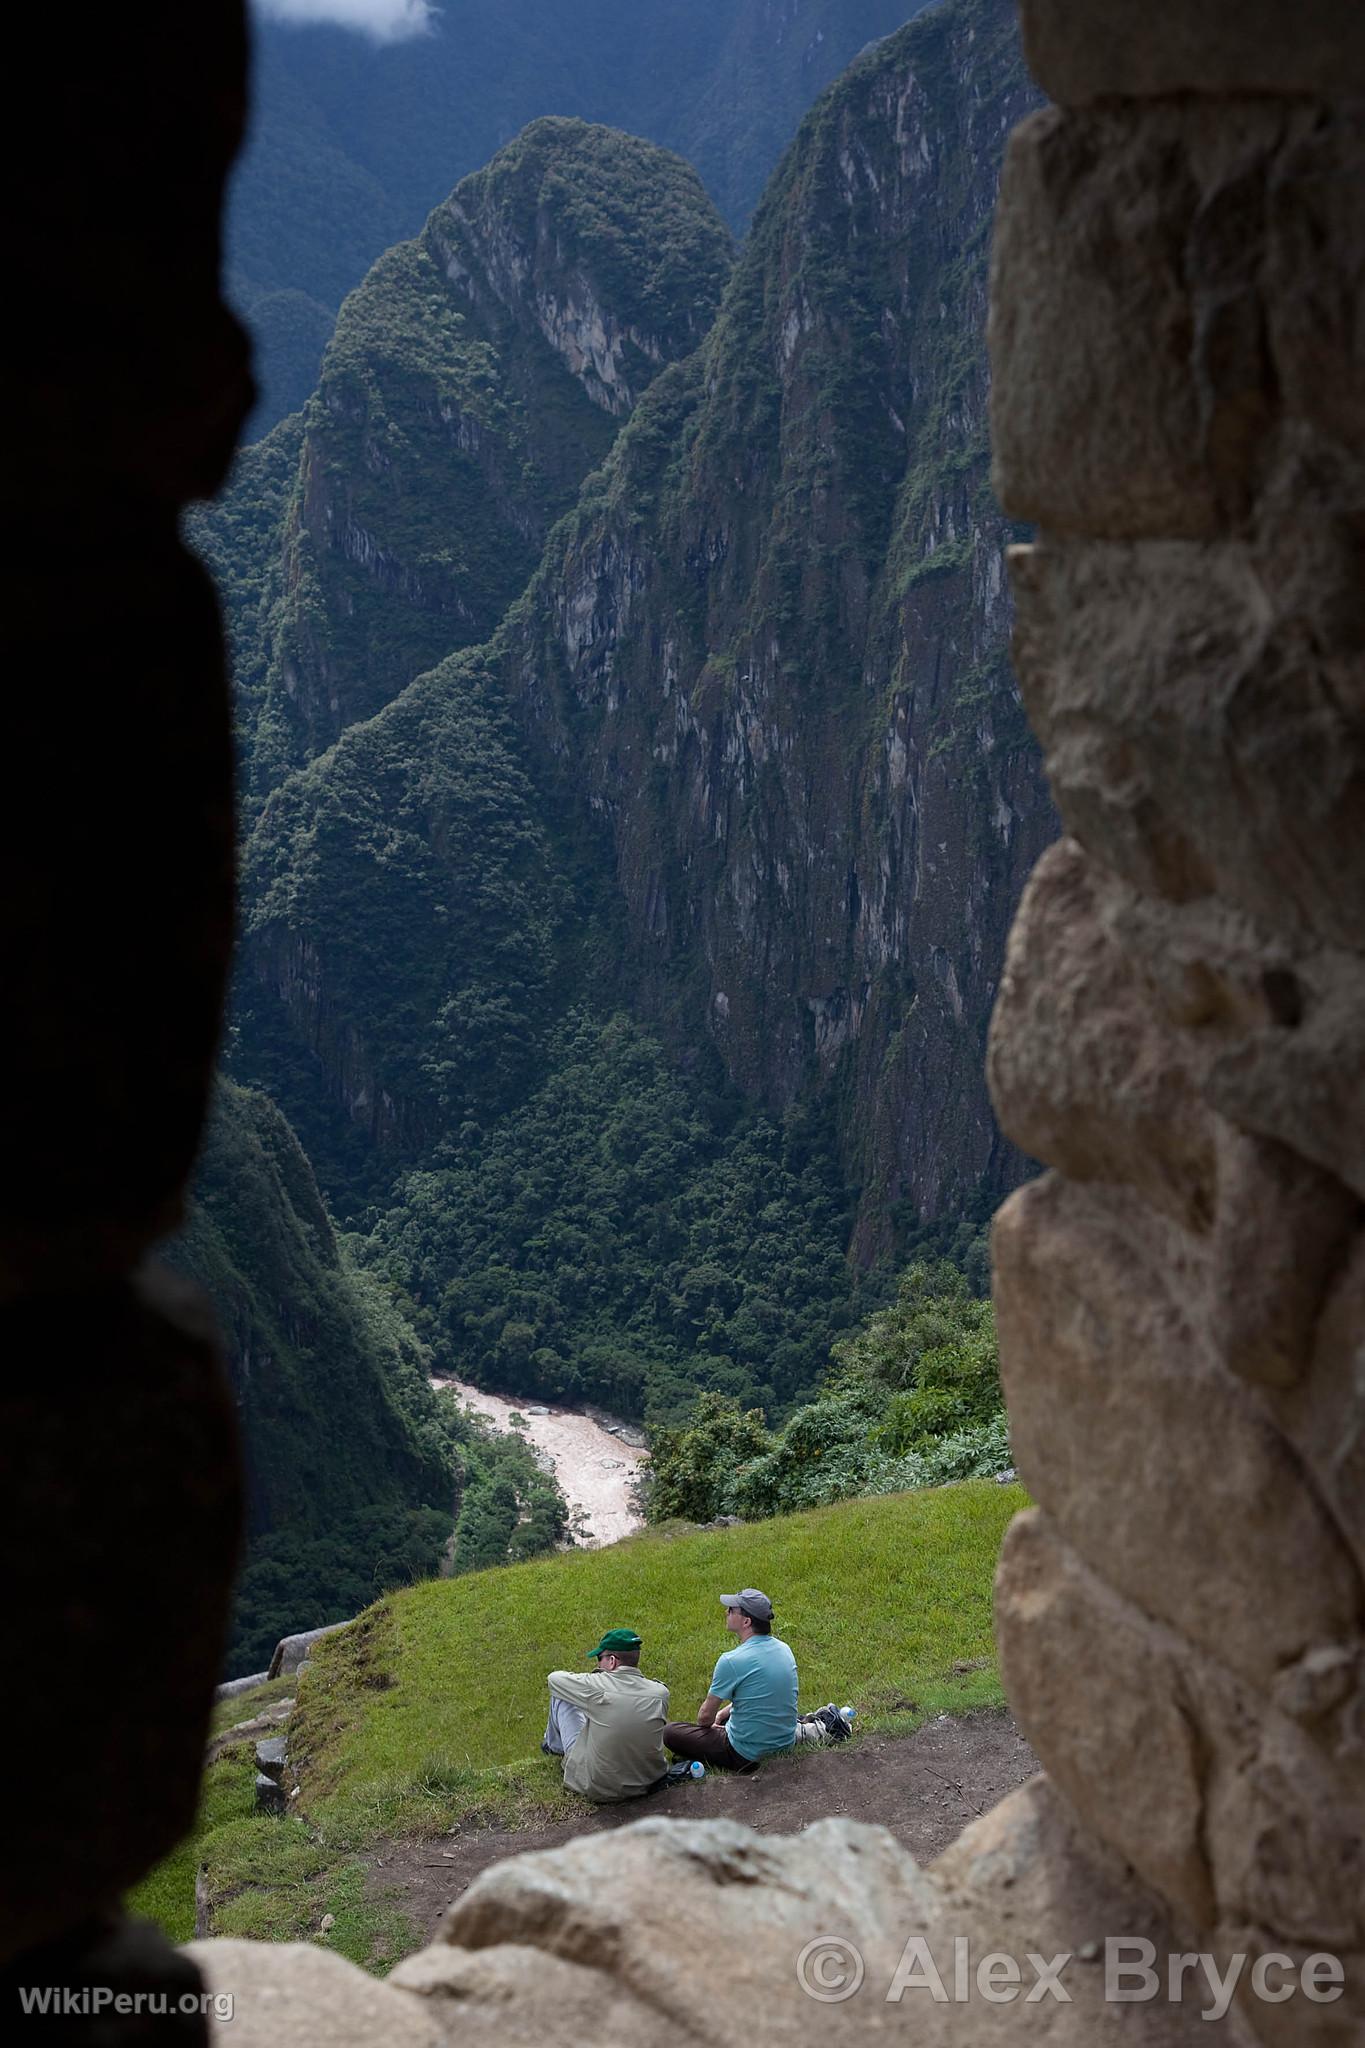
[432,1379,645,1546]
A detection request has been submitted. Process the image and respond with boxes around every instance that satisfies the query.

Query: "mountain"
[486,0,1053,1262]
[232,0,931,433]
[229,0,1051,1328]
[215,120,731,796]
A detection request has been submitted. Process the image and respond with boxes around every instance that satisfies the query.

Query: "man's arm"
[699,1650,735,1725]
[548,1669,604,1708]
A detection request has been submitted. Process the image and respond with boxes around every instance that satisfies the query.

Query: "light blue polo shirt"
[710,1634,799,1759]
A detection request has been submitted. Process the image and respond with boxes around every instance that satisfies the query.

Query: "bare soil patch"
[365,1707,1037,1943]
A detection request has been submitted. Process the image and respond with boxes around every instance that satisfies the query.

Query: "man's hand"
[696,1692,726,1729]
[714,1703,732,1725]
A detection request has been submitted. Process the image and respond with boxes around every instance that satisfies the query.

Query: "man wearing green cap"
[542,1627,670,1802]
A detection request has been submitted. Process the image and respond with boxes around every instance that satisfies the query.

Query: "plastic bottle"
[840,1706,856,1723]
[690,1759,706,1778]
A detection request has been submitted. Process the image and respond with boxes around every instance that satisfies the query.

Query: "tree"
[644,1391,771,1523]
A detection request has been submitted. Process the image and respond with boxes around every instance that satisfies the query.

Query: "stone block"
[4,537,236,1300]
[990,107,1223,538]
[1103,891,1365,1203]
[1007,537,1365,951]
[254,1772,287,1816]
[397,1815,939,2043]
[990,100,1364,537]
[1263,111,1365,459]
[1262,1228,1365,1575]
[1,1267,242,1964]
[1207,1125,1361,1390]
[254,1736,287,1778]
[996,1513,1365,1954]
[1019,2,1365,106]
[992,1175,1362,1691]
[1204,950,1365,1203]
[268,1621,354,1681]
[186,1940,441,2048]
[987,839,1217,1231]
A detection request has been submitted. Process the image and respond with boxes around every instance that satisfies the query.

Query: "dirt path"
[433,1378,645,1546]
[366,1708,1037,1942]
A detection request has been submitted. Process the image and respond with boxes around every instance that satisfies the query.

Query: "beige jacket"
[547,1665,670,1802]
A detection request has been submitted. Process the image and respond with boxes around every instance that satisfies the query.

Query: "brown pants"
[663,1720,759,1770]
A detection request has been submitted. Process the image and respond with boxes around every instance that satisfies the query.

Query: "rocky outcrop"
[984,4,1364,2042]
[250,120,731,784]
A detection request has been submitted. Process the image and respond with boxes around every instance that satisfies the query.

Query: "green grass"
[300,1480,1023,1799]
[130,1481,1025,1971]
[126,1744,259,1942]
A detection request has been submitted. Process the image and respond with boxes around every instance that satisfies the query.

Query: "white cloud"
[253,0,435,41]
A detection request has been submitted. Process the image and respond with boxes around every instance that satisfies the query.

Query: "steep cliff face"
[251,119,731,791]
[497,0,1053,1256]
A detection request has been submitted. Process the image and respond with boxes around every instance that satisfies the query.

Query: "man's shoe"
[665,1759,695,1784]
[820,1703,851,1742]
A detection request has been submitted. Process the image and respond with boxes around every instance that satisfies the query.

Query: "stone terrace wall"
[987,2,1365,2041]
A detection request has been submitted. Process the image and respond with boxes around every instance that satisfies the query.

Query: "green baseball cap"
[586,1627,642,1660]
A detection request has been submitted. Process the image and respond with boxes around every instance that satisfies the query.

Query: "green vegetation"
[366,1008,868,1425]
[647,1262,1009,1522]
[185,411,304,772]
[241,652,562,1209]
[170,1081,567,1674]
[132,1479,1024,1970]
[128,1738,419,1970]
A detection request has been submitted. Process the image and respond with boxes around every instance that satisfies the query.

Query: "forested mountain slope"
[170,1079,567,1670]
[233,0,930,430]
[219,121,731,793]
[166,1078,455,1666]
[234,0,1051,1291]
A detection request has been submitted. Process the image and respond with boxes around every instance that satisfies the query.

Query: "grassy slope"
[130,1481,1025,1971]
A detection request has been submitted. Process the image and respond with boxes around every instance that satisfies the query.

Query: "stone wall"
[1,0,251,2027]
[987,2,1365,2040]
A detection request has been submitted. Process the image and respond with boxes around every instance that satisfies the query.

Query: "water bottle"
[689,1759,705,1778]
[840,1706,856,1724]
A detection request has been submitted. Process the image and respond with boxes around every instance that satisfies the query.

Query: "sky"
[253,0,435,39]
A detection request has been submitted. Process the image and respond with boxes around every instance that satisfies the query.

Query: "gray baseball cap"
[720,1588,773,1621]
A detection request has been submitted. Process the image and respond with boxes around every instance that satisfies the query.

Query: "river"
[432,1378,646,1547]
